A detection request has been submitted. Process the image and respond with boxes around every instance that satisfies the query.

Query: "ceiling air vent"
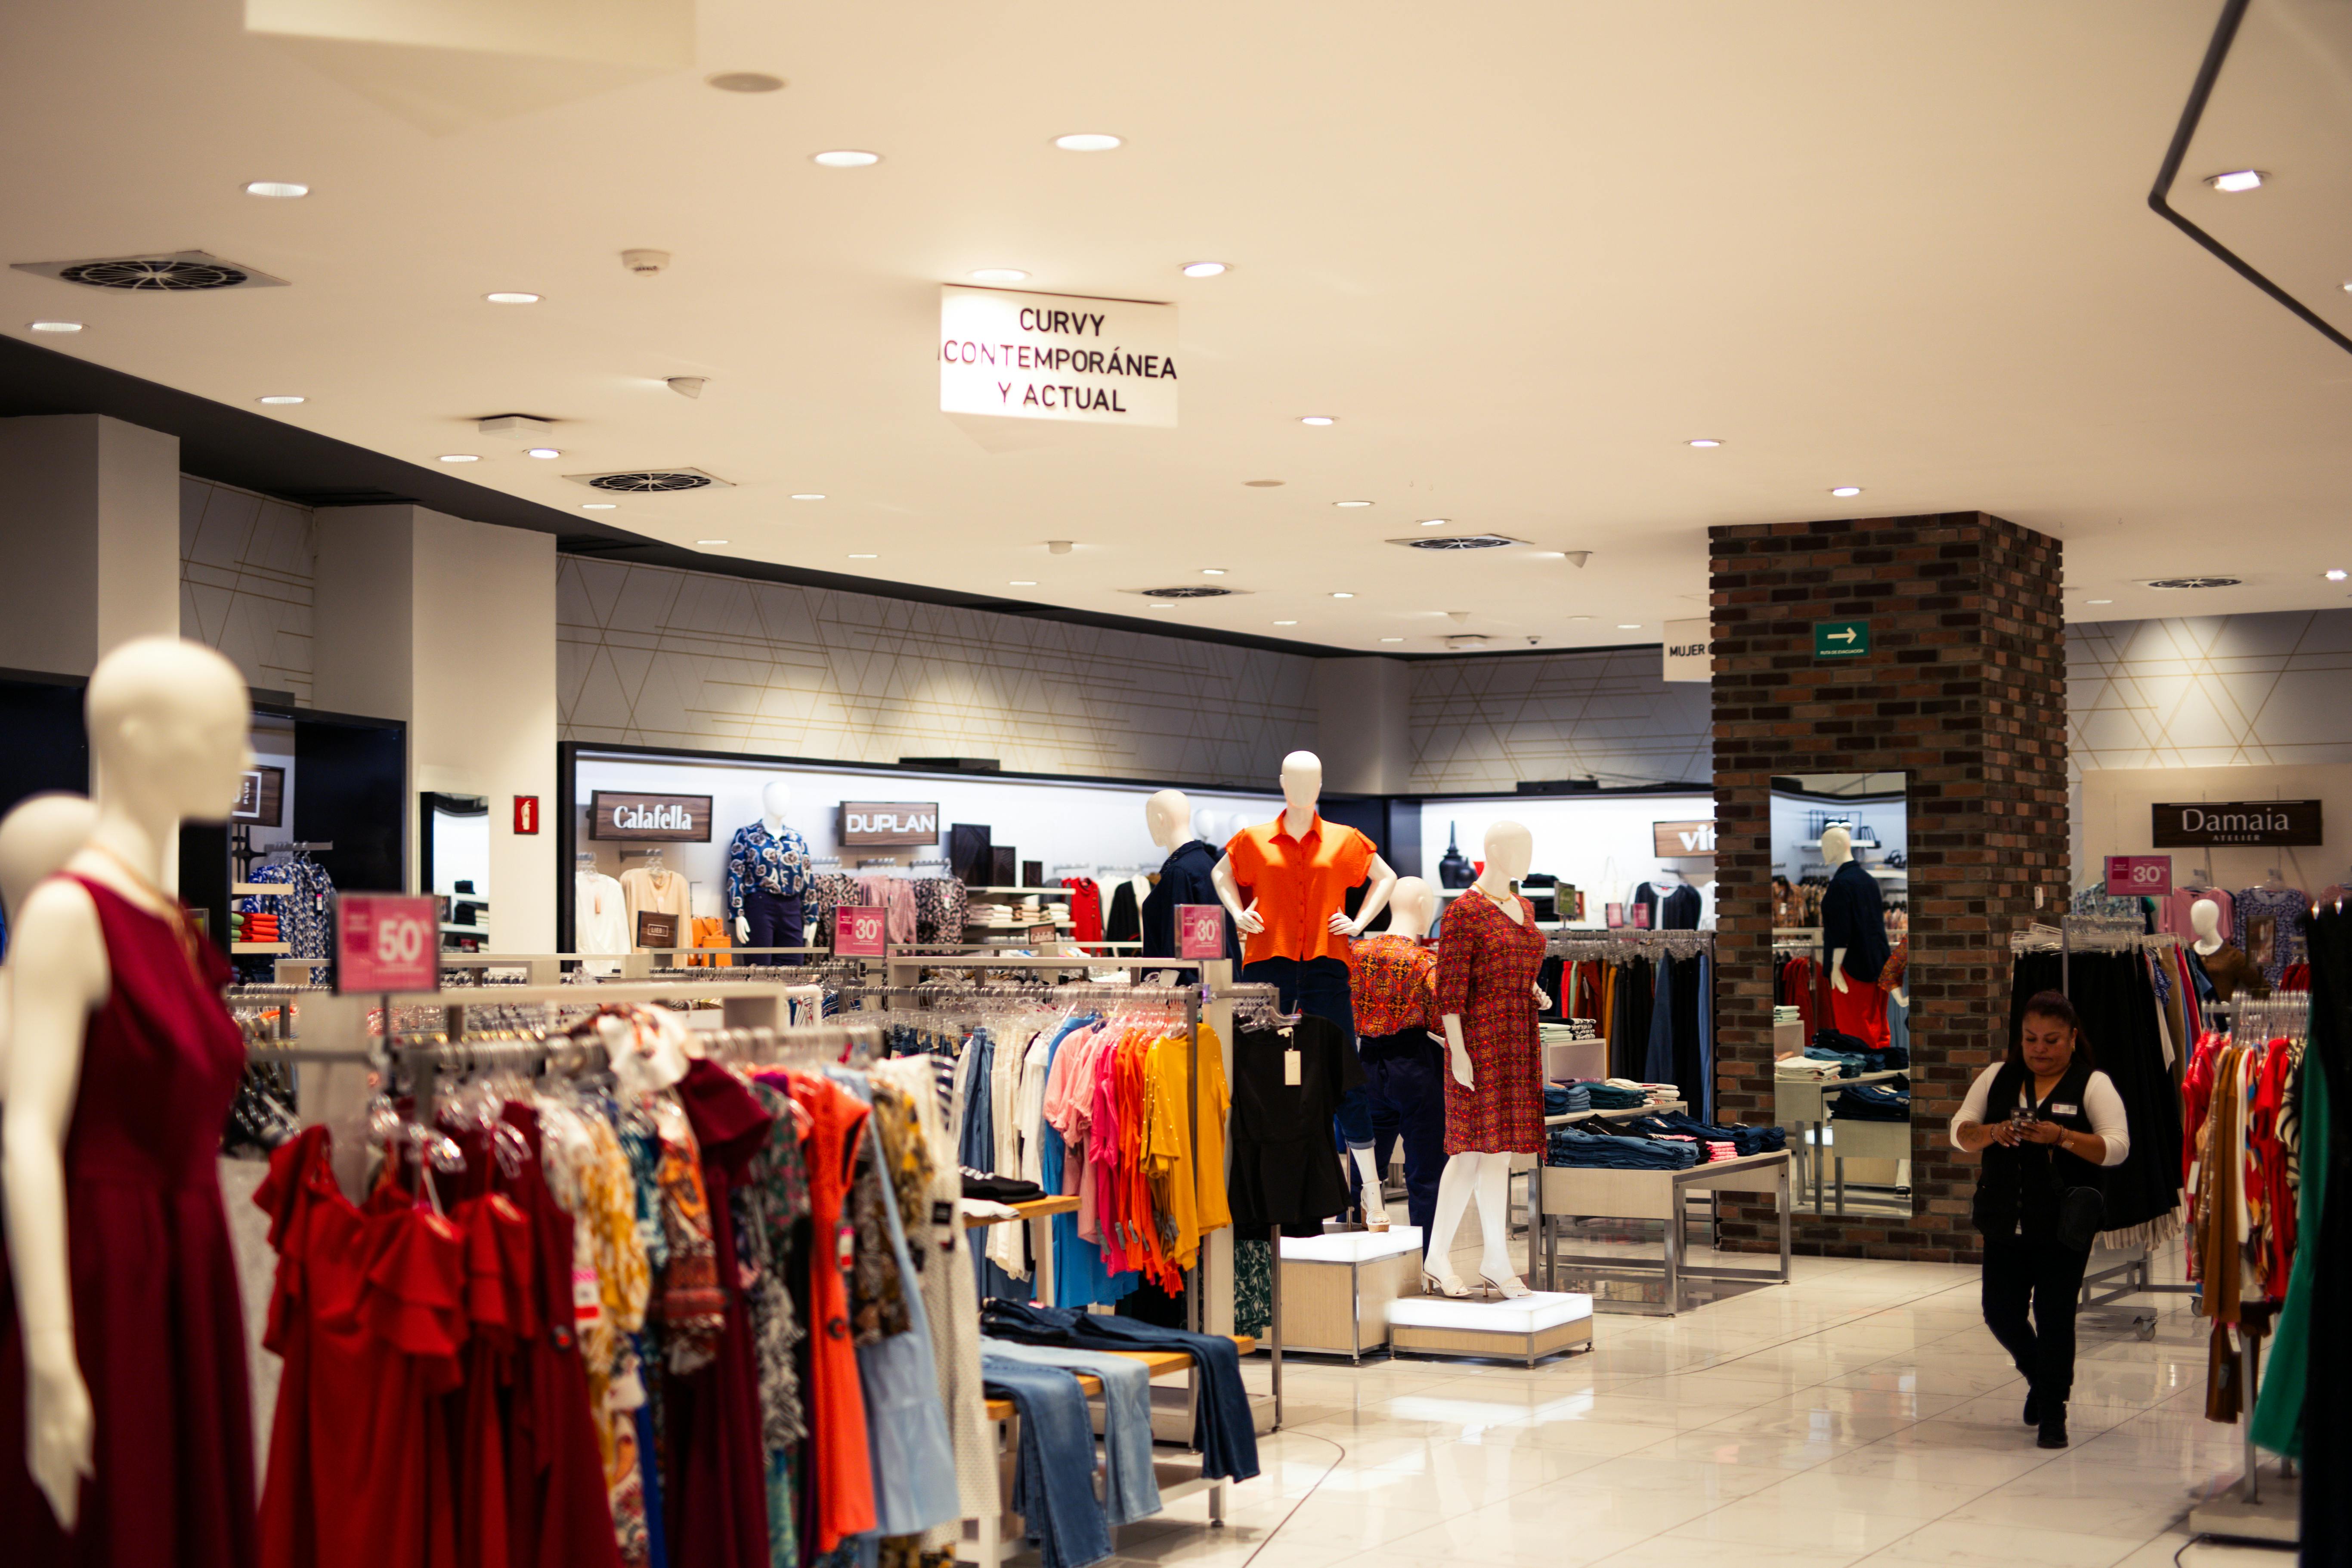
[1444,634,1492,650]
[1125,586,1242,599]
[2143,576,2241,590]
[12,250,289,291]
[566,468,732,493]
[1390,534,1521,551]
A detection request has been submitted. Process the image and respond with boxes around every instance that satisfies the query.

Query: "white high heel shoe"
[1421,1268,1470,1299]
[1479,1270,1532,1299]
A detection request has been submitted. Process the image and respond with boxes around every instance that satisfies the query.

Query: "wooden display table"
[1530,1148,1792,1315]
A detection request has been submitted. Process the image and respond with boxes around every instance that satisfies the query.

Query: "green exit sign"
[1814,619,1870,659]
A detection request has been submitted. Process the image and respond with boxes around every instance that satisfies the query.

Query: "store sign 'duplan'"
[939,285,1178,426]
[840,801,941,846]
[588,791,714,842]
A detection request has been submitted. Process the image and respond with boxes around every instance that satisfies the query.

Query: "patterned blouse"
[726,821,814,917]
[1348,933,1439,1037]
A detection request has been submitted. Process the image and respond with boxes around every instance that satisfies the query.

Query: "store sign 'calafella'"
[588,790,714,841]
[938,285,1179,426]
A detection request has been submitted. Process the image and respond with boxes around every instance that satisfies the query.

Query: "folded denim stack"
[1622,1110,1788,1156]
[980,1356,1114,1568]
[981,1339,1163,1527]
[1543,1082,1594,1116]
[1830,1081,1910,1122]
[1544,1125,1700,1169]
[1571,1080,1650,1110]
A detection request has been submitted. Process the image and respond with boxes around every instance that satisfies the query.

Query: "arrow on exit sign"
[1814,620,1870,659]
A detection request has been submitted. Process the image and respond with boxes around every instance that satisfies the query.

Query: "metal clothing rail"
[1547,930,1715,961]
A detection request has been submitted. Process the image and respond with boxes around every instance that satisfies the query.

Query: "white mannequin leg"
[1349,1145,1390,1228]
[1470,1157,1528,1296]
[1423,1152,1482,1293]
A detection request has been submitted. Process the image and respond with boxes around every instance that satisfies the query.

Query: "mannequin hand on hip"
[25,1327,92,1528]
[1232,900,1265,936]
[735,916,750,944]
[1328,910,1362,939]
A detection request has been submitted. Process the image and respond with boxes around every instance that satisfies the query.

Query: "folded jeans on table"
[980,1356,1113,1568]
[980,1339,1162,1526]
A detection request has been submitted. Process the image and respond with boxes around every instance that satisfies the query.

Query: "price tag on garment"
[334,894,438,994]
[834,905,888,957]
[1178,904,1226,959]
[572,1265,603,1326]
[1284,1048,1302,1086]
[2105,854,2172,897]
[1605,902,1625,929]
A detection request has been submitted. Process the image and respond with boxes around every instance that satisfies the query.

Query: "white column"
[313,504,557,949]
[0,414,180,676]
[1312,656,1413,794]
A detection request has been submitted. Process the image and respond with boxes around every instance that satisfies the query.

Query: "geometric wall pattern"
[1408,644,1712,793]
[2068,608,2352,772]
[557,557,1321,787]
[178,476,316,705]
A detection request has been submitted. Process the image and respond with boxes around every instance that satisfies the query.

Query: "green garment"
[2251,1051,2326,1458]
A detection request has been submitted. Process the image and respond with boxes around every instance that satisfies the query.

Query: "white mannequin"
[5,639,252,1528]
[0,794,99,1091]
[1820,825,1907,1008]
[2189,897,2225,957]
[1210,752,1399,1227]
[1145,788,1193,853]
[1424,822,1550,1298]
[1386,875,1437,942]
[733,779,794,944]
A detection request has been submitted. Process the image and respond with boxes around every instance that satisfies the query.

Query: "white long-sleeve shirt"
[1950,1062,2130,1166]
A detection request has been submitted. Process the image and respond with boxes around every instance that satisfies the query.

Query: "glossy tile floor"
[1113,1237,2293,1568]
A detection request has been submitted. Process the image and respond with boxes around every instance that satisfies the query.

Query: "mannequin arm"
[1332,854,1397,938]
[1209,854,1263,934]
[3,879,108,1528]
[1829,946,1848,993]
[1440,1013,1472,1088]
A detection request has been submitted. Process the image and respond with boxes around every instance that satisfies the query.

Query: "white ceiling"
[4,0,2350,652]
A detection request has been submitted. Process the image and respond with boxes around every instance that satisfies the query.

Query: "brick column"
[1711,513,2067,1260]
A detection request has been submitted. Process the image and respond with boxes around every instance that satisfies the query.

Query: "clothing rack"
[1547,929,1715,961]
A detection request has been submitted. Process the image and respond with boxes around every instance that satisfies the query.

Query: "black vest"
[1971,1055,2104,1244]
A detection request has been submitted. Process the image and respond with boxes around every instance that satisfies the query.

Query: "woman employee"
[1950,991,2130,1449]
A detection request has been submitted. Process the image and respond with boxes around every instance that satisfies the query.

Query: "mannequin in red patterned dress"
[1426,821,1550,1299]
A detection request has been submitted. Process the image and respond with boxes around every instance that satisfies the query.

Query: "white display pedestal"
[1387,1290,1595,1366]
[1532,1149,1792,1315]
[1278,1227,1424,1361]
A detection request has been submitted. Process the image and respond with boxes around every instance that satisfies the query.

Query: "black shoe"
[2022,1388,2040,1426]
[2036,1403,2068,1449]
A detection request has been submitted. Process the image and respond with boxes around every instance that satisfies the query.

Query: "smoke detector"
[12,249,289,291]
[1389,533,1521,551]
[1125,585,1243,599]
[565,468,732,493]
[2142,576,2241,590]
[479,414,556,442]
[622,249,671,276]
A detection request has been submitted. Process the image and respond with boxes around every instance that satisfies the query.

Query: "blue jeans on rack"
[981,1299,1260,1482]
[980,1357,1112,1568]
[1241,955,1372,1150]
[980,1340,1162,1525]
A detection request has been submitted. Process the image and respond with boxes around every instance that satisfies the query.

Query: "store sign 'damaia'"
[940,285,1178,427]
[589,791,714,842]
[2150,800,2321,847]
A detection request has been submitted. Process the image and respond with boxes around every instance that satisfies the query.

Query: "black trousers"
[1980,1235,2092,1400]
[1358,1032,1448,1241]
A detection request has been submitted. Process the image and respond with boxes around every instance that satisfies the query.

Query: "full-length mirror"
[1770,772,1912,1218]
[419,792,490,953]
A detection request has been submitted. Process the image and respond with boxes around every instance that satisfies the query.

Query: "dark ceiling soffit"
[0,333,641,543]
[2148,0,2352,359]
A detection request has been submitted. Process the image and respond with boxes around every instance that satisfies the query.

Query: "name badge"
[2049,1103,2079,1117]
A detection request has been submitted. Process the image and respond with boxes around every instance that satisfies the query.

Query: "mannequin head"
[760,780,790,826]
[1279,751,1323,814]
[2190,897,2223,949]
[0,793,94,926]
[1819,824,1853,868]
[1386,875,1437,938]
[1145,789,1193,851]
[86,638,251,828]
[1479,821,1534,888]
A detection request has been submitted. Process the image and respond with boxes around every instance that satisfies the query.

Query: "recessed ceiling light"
[1334,500,1373,508]
[28,321,82,333]
[1054,133,1122,152]
[1299,415,1335,426]
[1202,568,1227,576]
[526,447,560,459]
[2086,598,2113,604]
[848,553,878,559]
[2327,569,2349,581]
[1149,602,1177,609]
[1010,580,1037,587]
[1273,619,1299,626]
[811,150,880,167]
[1330,591,1355,599]
[581,502,617,510]
[790,493,826,501]
[1244,479,1285,487]
[1418,518,1449,527]
[1181,261,1228,278]
[1617,623,1641,630]
[707,71,786,92]
[1379,636,1404,643]
[484,292,541,305]
[439,454,480,463]
[696,539,730,546]
[1568,615,1592,622]
[1687,438,1722,448]
[243,180,309,198]
[1829,486,1862,497]
[970,268,1029,283]
[256,395,304,405]
[2206,169,2265,193]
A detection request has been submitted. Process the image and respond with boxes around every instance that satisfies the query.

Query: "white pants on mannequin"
[1426,1153,1516,1292]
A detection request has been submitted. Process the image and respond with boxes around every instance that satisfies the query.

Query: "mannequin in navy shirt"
[1139,789,1240,962]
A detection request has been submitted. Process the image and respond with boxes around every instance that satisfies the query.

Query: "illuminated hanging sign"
[588,791,713,842]
[939,285,1179,426]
